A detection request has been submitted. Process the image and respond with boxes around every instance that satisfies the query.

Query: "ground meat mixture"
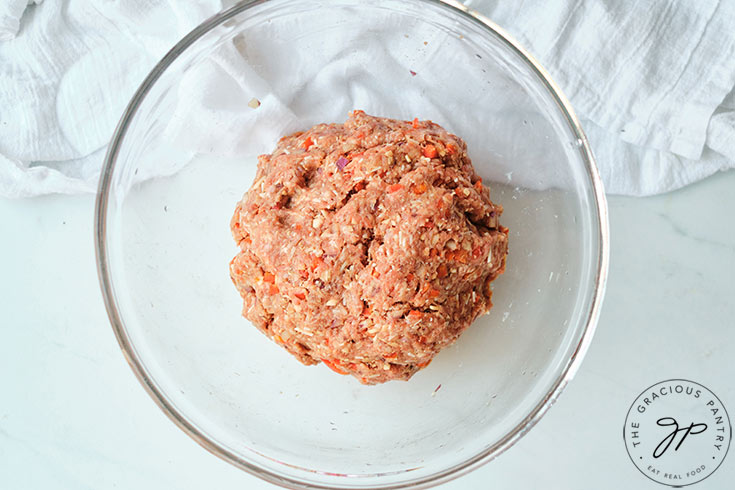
[230,111,509,384]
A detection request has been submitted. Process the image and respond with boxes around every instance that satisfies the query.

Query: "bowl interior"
[99,0,605,488]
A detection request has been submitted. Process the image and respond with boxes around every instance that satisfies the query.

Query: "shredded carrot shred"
[322,359,348,375]
[407,310,423,320]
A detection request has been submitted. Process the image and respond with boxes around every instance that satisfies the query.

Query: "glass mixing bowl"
[95,0,609,488]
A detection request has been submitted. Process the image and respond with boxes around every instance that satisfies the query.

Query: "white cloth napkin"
[1,0,734,198]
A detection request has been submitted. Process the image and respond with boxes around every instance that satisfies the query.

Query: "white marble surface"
[1,170,734,489]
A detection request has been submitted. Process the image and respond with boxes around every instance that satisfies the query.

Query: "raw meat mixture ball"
[230,111,508,384]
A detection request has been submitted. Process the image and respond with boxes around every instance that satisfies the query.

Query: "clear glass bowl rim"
[94,1,610,488]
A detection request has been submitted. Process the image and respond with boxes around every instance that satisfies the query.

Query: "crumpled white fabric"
[1,0,734,198]
[463,0,735,196]
[0,0,41,41]
[0,0,224,197]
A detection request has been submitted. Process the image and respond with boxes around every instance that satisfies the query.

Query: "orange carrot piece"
[423,144,438,159]
[310,255,324,271]
[322,359,348,375]
[437,264,448,278]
